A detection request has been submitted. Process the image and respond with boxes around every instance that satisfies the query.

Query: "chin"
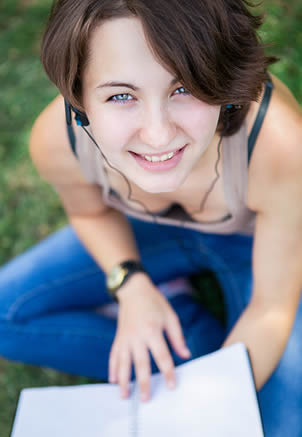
[135,174,186,194]
[144,186,176,194]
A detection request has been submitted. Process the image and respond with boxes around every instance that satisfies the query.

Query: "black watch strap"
[107,260,147,302]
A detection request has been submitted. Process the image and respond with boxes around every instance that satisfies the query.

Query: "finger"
[148,332,176,389]
[164,313,191,358]
[132,344,151,402]
[118,348,132,399]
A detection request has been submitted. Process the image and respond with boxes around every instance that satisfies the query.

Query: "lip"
[129,144,188,172]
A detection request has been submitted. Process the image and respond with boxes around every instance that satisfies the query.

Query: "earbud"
[74,110,90,127]
[64,99,90,127]
[225,104,243,112]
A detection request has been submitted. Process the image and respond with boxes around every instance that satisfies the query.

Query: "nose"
[139,103,177,150]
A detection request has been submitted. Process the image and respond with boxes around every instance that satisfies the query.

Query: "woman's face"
[82,17,221,194]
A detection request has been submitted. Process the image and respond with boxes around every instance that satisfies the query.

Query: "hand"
[108,274,191,402]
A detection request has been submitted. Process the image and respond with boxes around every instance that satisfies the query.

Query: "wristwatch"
[106,260,147,301]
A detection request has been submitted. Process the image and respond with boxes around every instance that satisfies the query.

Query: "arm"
[223,93,302,391]
[223,210,302,390]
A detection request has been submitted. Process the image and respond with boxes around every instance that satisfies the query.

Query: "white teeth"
[160,154,169,161]
[143,151,176,162]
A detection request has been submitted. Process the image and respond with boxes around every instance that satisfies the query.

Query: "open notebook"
[10,343,264,437]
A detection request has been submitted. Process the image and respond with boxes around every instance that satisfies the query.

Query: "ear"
[64,99,90,126]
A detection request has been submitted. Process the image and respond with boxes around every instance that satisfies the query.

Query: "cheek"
[181,102,220,139]
[88,107,135,152]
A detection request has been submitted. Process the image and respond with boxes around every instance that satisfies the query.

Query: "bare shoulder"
[29,95,110,217]
[29,94,87,185]
[245,73,302,211]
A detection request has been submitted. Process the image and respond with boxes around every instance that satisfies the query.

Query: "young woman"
[1,0,302,434]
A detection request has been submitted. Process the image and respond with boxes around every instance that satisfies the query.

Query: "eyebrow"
[96,77,179,91]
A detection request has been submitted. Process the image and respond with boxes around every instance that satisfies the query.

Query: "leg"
[0,225,111,322]
[0,224,115,378]
[0,220,224,380]
[0,220,210,323]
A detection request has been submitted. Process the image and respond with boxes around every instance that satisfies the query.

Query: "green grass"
[0,0,66,267]
[0,0,301,435]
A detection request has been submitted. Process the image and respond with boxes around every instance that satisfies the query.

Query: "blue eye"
[109,93,134,104]
[107,87,190,104]
[174,87,190,95]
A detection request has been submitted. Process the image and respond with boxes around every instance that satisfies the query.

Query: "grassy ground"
[0,0,301,435]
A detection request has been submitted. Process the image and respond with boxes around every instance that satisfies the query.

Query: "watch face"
[107,266,127,289]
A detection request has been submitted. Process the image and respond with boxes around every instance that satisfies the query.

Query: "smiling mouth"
[132,145,187,159]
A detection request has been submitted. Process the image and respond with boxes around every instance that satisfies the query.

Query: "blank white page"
[10,382,134,437]
[137,343,264,437]
[10,343,263,437]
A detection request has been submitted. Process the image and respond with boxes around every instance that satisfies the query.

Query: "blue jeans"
[0,217,301,436]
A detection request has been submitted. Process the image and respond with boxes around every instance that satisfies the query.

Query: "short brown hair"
[41,0,278,136]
